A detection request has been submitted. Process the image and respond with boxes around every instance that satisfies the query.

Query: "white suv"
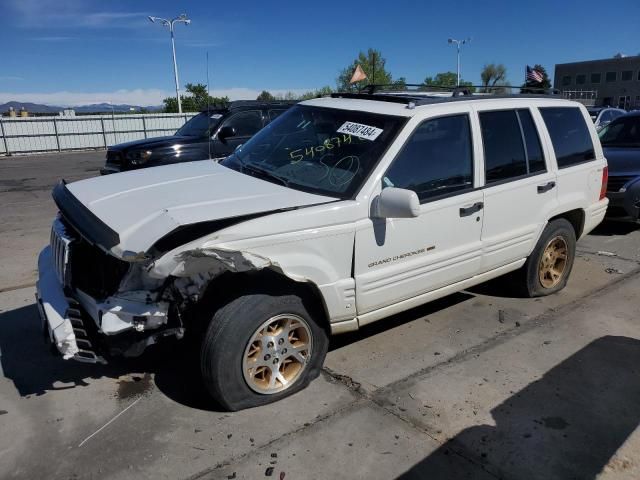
[37,92,609,410]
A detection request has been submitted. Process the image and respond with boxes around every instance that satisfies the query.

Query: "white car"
[37,92,609,410]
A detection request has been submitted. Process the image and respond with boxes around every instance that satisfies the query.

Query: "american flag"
[526,65,544,83]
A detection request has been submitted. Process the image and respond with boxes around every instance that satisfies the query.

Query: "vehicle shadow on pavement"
[397,335,640,480]
[0,302,220,410]
[590,219,640,236]
[329,292,474,351]
[0,303,124,397]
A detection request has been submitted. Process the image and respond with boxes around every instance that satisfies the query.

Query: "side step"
[66,303,107,364]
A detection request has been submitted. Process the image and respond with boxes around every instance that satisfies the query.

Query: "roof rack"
[361,83,560,95]
[200,99,297,112]
[329,84,562,107]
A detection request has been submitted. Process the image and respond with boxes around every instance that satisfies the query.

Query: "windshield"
[221,105,406,198]
[175,111,224,137]
[599,116,640,147]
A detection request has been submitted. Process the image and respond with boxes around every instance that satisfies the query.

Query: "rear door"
[475,107,558,272]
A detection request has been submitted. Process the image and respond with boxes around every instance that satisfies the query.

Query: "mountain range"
[0,101,163,114]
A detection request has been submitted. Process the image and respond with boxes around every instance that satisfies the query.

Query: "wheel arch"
[548,208,585,239]
[194,269,332,335]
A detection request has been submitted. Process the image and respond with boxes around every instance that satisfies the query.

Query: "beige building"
[554,55,640,109]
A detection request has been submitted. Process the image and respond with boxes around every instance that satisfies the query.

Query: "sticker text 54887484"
[337,121,383,141]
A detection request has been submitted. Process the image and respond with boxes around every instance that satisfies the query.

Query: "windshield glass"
[175,111,223,137]
[221,105,406,198]
[599,116,640,147]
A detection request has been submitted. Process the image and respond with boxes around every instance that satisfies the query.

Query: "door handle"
[537,181,556,193]
[459,202,484,217]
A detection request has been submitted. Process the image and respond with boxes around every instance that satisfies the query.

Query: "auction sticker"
[337,121,383,141]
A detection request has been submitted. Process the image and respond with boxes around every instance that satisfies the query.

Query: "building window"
[561,75,571,86]
[621,71,633,81]
[618,96,630,110]
[591,73,601,84]
[606,71,617,82]
[576,74,586,85]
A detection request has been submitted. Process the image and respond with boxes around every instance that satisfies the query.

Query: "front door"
[354,113,484,316]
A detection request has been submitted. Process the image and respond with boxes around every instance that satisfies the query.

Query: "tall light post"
[447,37,470,86]
[149,14,191,114]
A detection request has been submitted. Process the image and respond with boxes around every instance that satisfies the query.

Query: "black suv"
[100,100,295,174]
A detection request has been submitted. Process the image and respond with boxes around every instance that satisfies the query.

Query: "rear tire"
[200,292,328,411]
[519,218,576,297]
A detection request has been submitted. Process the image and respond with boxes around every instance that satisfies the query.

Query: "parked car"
[100,100,295,174]
[600,111,640,221]
[38,92,607,410]
[587,106,626,131]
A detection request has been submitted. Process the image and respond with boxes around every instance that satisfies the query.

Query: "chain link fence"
[0,112,197,156]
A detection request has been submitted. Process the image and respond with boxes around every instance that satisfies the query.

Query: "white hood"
[65,161,335,255]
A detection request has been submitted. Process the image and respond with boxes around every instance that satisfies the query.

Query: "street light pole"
[447,37,470,86]
[149,14,191,114]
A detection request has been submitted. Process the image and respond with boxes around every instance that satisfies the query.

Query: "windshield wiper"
[243,163,289,187]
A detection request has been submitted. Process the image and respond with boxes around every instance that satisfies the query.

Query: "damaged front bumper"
[36,247,99,361]
[36,246,176,363]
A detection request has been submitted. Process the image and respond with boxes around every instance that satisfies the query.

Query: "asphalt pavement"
[1,152,639,479]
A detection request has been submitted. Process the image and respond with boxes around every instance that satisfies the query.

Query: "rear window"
[540,107,595,168]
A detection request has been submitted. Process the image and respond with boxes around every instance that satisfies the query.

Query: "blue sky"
[1,0,639,105]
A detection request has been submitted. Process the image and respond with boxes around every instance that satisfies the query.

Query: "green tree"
[163,83,229,112]
[521,64,552,94]
[421,72,475,92]
[391,77,408,91]
[256,90,275,101]
[336,49,393,91]
[298,85,334,100]
[480,63,509,93]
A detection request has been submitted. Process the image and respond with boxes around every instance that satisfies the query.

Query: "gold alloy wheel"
[242,314,313,394]
[538,236,569,289]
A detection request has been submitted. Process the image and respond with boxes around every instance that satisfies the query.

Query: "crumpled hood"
[64,161,335,256]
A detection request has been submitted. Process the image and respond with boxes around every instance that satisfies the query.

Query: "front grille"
[52,216,130,299]
[70,237,130,299]
[106,150,123,165]
[50,217,73,287]
[607,176,634,193]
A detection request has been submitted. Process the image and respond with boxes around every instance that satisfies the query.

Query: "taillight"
[599,166,608,200]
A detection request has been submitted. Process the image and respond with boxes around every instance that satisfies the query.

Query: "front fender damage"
[150,246,304,303]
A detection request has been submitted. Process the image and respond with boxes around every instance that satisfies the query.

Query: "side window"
[479,109,547,184]
[539,107,595,168]
[517,109,546,174]
[222,111,263,137]
[480,110,527,183]
[268,109,286,122]
[384,114,473,202]
[610,110,625,121]
[599,111,613,123]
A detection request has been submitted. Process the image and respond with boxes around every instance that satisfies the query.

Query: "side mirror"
[374,187,420,218]
[217,125,237,141]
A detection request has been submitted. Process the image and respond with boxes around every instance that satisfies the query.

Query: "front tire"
[200,292,328,411]
[519,218,576,297]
